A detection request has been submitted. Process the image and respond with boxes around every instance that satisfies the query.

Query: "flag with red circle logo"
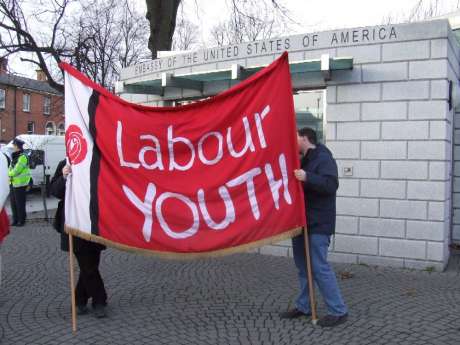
[65,125,88,165]
[59,52,306,258]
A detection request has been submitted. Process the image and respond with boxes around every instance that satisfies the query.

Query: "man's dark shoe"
[16,222,25,227]
[93,304,107,318]
[77,305,88,315]
[11,221,18,226]
[279,308,311,319]
[317,313,348,327]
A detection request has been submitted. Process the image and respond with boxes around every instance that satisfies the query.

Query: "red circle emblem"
[65,125,88,165]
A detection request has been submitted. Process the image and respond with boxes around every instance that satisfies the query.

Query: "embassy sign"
[121,25,400,80]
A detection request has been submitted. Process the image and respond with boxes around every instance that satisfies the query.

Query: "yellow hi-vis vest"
[8,153,31,188]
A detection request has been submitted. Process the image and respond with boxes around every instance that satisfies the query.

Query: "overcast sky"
[178,0,460,40]
[8,0,460,77]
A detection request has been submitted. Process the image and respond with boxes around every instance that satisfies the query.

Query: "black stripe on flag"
[88,90,101,236]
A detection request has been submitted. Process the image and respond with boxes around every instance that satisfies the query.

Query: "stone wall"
[119,19,460,270]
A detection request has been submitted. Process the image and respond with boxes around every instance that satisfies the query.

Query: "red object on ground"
[0,208,9,243]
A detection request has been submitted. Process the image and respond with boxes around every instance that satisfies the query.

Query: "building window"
[57,123,65,136]
[45,121,55,135]
[27,121,35,134]
[43,96,51,115]
[293,90,325,143]
[0,89,5,109]
[23,93,30,112]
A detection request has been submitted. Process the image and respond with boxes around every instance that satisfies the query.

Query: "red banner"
[0,154,9,243]
[60,52,306,258]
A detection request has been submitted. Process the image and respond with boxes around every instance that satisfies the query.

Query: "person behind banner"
[50,159,108,318]
[0,152,11,286]
[280,127,348,328]
[8,138,31,227]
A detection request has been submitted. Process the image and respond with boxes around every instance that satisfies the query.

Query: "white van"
[3,135,66,188]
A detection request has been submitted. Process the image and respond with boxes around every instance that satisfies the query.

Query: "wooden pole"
[68,232,77,332]
[303,227,318,324]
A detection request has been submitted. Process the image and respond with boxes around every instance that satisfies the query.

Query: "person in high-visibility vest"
[8,138,31,227]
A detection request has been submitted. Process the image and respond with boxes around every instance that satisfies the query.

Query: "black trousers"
[75,250,107,307]
[10,186,27,224]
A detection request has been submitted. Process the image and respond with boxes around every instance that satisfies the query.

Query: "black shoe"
[77,305,89,315]
[279,308,311,319]
[317,313,348,327]
[11,221,18,226]
[16,222,25,227]
[93,304,107,318]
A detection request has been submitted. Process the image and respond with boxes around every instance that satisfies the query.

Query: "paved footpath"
[0,221,459,345]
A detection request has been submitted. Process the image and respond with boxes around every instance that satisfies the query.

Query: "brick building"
[0,58,64,143]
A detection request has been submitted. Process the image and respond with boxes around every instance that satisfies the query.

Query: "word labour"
[117,105,271,171]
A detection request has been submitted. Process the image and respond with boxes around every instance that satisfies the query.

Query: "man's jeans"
[292,233,348,316]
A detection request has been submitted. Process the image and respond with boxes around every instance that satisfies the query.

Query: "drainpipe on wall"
[450,78,460,249]
[450,108,455,247]
[13,86,17,137]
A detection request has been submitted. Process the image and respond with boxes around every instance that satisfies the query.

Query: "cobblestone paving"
[0,221,459,345]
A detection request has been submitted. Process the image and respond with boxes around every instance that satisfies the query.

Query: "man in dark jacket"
[280,127,348,327]
[50,159,108,318]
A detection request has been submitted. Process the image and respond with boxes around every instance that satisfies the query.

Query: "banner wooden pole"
[303,227,318,324]
[68,233,77,332]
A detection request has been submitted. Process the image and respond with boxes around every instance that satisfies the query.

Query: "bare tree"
[0,0,149,90]
[407,0,441,22]
[146,0,292,56]
[210,21,233,47]
[172,5,199,52]
[210,0,288,46]
[383,0,460,24]
[119,1,150,68]
[63,0,149,87]
[60,0,150,87]
[0,0,72,91]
